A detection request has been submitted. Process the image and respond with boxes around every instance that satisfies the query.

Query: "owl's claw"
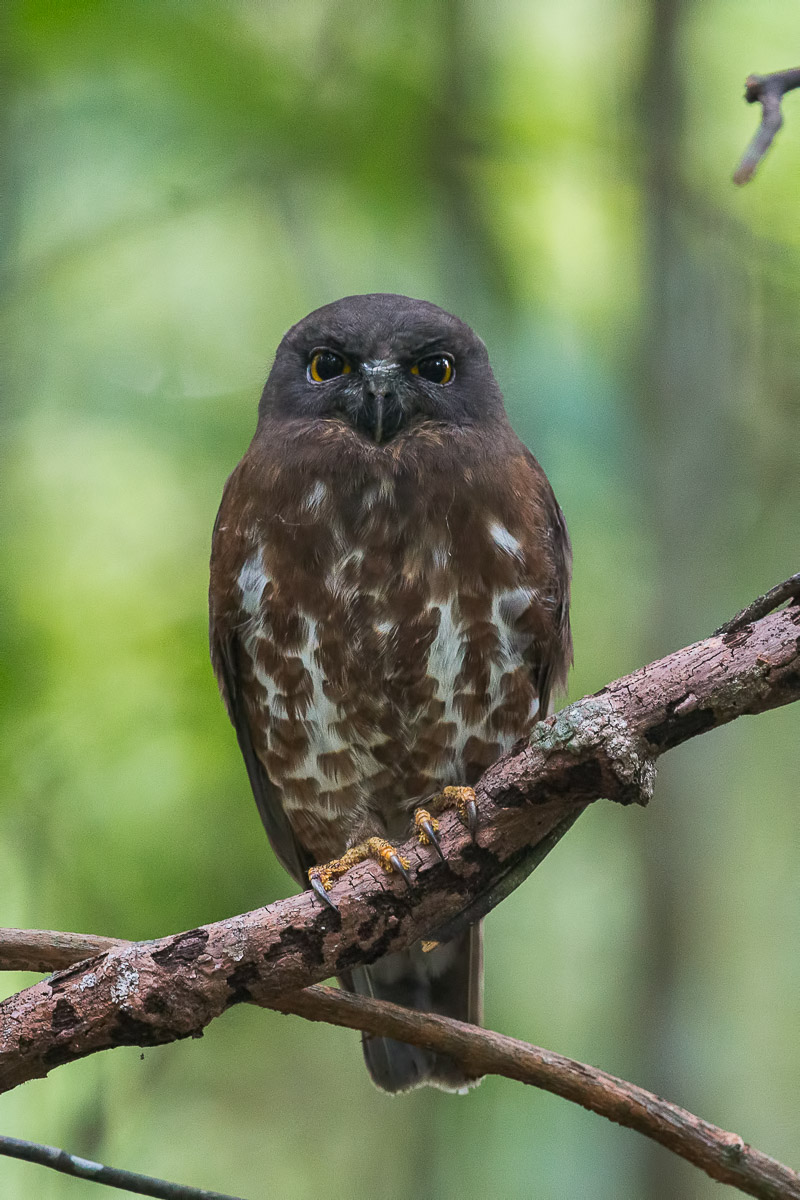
[430,786,480,841]
[307,837,412,902]
[464,796,479,842]
[413,786,480,864]
[420,819,446,862]
[414,809,446,862]
[389,853,413,886]
[309,873,338,910]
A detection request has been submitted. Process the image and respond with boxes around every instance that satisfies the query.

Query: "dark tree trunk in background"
[633,0,753,1190]
[634,1,745,1196]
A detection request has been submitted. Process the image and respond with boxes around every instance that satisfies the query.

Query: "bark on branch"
[1,582,798,1196]
[1,594,797,1086]
[2,934,799,1200]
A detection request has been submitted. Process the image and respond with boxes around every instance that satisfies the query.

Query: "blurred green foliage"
[1,1,798,1197]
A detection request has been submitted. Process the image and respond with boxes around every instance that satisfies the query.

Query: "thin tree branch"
[714,572,800,636]
[0,587,797,1096]
[276,988,799,1200]
[1,933,798,1200]
[0,928,127,973]
[734,68,800,185]
[0,581,797,1198]
[0,1135,243,1200]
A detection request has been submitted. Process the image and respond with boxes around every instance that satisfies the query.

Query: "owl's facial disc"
[261,294,508,436]
[307,352,445,444]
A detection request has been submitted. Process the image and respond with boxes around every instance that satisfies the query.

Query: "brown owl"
[210,294,572,1092]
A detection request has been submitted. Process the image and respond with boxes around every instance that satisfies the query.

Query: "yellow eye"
[411,354,454,385]
[308,350,351,383]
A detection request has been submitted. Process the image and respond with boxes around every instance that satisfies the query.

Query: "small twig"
[0,927,126,973]
[1,930,799,1200]
[714,572,800,636]
[734,68,800,185]
[0,1135,244,1200]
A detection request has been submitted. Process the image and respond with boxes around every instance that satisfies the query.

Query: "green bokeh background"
[1,2,798,1197]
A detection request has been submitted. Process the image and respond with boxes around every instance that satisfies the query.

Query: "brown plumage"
[209,294,572,1092]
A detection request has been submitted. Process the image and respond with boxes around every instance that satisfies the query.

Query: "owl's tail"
[340,922,483,1094]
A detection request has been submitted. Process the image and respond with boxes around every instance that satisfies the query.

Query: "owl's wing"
[209,482,313,888]
[535,484,573,716]
[210,624,313,886]
[518,451,573,718]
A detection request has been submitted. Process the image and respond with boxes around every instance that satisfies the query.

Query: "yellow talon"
[439,786,476,822]
[308,866,333,892]
[426,785,479,839]
[368,837,410,875]
[308,837,411,898]
[414,809,440,844]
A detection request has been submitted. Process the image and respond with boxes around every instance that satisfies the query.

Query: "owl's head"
[259,293,506,443]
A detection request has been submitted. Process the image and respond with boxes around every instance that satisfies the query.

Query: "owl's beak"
[371,395,385,444]
[359,361,405,443]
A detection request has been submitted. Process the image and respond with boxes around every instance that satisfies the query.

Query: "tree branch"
[0,1134,244,1200]
[714,572,800,635]
[0,589,797,1090]
[2,933,799,1200]
[276,988,800,1200]
[733,68,800,184]
[0,580,798,1196]
[0,928,126,974]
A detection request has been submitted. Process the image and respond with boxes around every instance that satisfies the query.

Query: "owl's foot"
[434,787,479,844]
[423,786,479,842]
[308,838,412,910]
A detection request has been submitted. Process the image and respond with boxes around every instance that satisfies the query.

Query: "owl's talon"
[464,797,479,841]
[307,837,412,898]
[427,786,480,841]
[309,873,338,910]
[389,853,413,887]
[421,818,446,862]
[415,810,446,862]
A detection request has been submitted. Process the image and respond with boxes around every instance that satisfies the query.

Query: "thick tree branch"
[1,934,798,1200]
[0,591,797,1096]
[0,582,798,1197]
[734,68,800,184]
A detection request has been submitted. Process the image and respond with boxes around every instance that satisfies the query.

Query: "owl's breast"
[234,467,542,850]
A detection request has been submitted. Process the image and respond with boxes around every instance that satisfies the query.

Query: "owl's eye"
[411,354,454,385]
[308,350,351,383]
